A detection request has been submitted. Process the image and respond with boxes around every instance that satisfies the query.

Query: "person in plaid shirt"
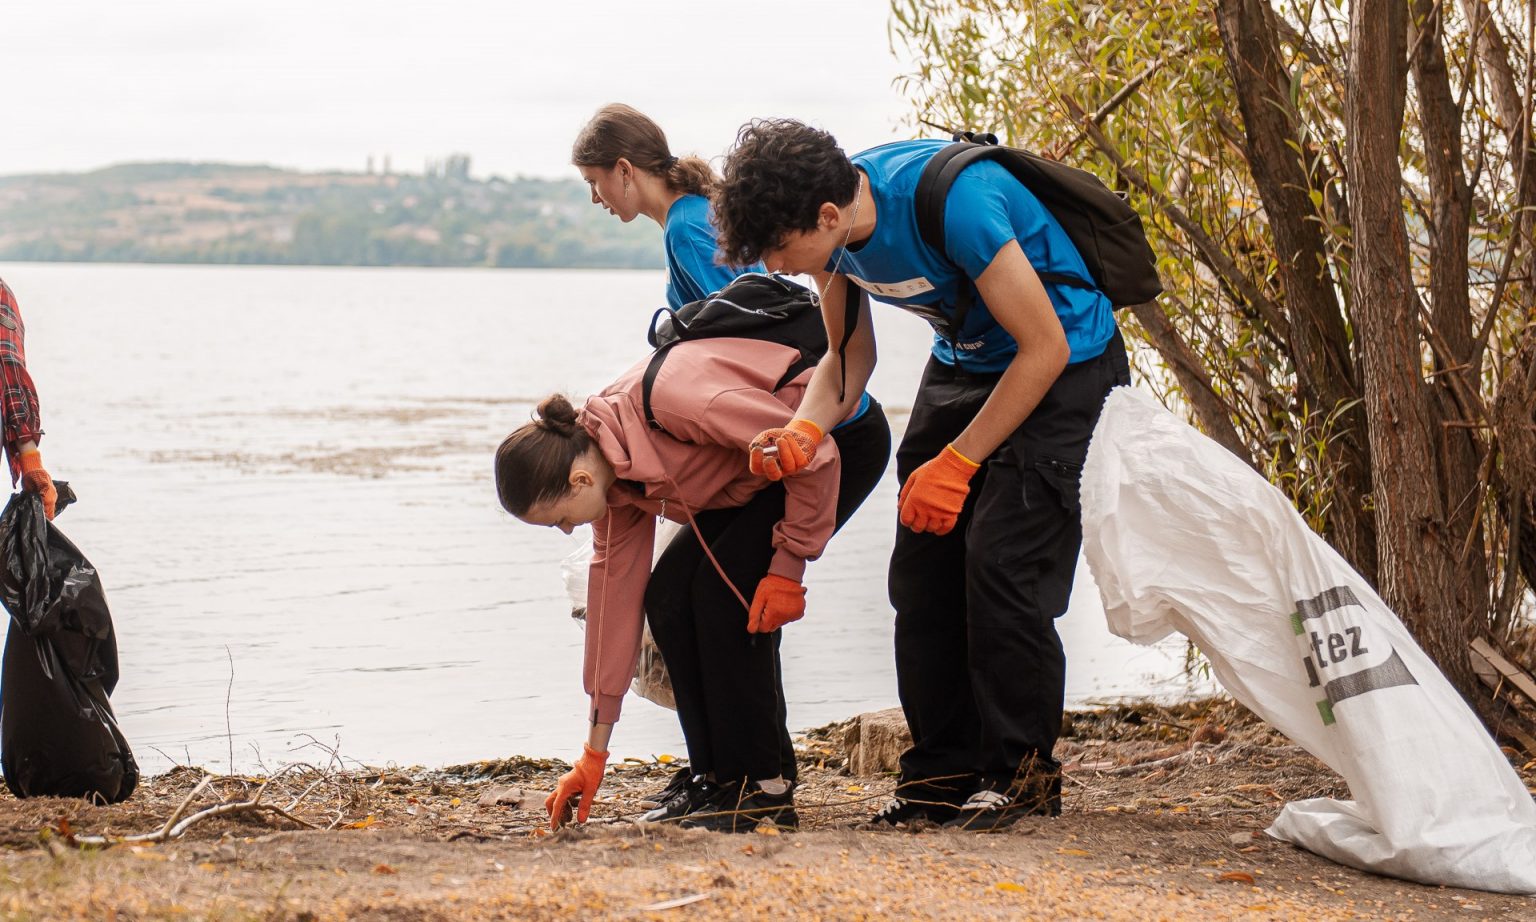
[0,278,56,519]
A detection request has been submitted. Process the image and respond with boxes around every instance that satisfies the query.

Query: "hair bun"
[535,394,579,434]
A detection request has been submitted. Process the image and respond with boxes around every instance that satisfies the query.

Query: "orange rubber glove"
[545,742,608,829]
[748,418,823,481]
[898,444,981,536]
[747,573,807,633]
[17,449,56,521]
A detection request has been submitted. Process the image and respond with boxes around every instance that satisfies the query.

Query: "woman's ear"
[569,465,596,491]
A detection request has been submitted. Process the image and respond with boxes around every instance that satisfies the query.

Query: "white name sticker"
[846,274,936,300]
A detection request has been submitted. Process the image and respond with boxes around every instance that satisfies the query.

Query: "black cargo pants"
[644,400,891,785]
[889,331,1130,799]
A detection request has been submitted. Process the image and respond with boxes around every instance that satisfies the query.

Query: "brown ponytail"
[495,394,593,516]
[572,103,717,197]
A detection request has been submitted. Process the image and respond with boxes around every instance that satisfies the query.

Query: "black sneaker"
[637,775,719,824]
[944,775,1062,832]
[679,781,798,833]
[639,766,694,810]
[870,796,960,827]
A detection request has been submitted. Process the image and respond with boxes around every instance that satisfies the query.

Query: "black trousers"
[644,399,891,784]
[889,332,1130,798]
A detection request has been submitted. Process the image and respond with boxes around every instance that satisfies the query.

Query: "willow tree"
[892,0,1536,715]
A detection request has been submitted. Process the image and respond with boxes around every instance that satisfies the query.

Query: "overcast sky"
[1,0,920,180]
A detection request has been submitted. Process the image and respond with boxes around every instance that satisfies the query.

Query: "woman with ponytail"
[572,103,761,307]
[496,333,889,833]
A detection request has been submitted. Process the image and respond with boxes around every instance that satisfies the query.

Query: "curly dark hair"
[713,119,860,267]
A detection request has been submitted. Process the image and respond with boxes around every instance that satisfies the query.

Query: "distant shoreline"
[0,162,665,271]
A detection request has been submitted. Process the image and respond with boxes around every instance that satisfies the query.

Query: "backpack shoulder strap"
[915,142,994,260]
[641,342,679,431]
[914,142,1095,292]
[913,143,995,350]
[647,306,682,349]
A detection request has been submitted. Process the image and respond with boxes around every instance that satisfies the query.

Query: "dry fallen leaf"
[346,815,377,829]
[657,754,677,764]
[1218,871,1257,885]
[755,824,781,837]
[373,864,397,876]
[995,882,1028,893]
[1056,848,1091,857]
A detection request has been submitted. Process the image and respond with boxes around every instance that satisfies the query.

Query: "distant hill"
[0,161,664,269]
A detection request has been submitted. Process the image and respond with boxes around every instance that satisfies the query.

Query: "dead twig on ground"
[68,764,345,848]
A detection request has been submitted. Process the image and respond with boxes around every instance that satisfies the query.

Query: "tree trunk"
[1456,0,1536,603]
[1216,0,1378,586]
[1346,0,1479,696]
[1409,0,1489,627]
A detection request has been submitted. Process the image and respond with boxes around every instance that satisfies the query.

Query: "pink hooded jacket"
[578,337,842,724]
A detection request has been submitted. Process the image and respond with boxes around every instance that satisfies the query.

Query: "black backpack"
[643,273,829,432]
[916,132,1162,308]
[830,133,1162,387]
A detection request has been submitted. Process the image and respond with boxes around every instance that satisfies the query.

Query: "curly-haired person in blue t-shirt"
[713,119,1133,831]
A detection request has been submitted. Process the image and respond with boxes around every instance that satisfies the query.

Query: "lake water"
[1,262,1211,775]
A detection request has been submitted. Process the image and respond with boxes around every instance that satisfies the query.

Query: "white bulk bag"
[1080,387,1536,894]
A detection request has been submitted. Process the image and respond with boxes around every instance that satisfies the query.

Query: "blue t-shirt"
[834,139,1117,372]
[664,194,761,309]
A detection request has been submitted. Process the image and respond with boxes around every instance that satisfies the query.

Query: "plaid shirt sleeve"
[0,279,43,484]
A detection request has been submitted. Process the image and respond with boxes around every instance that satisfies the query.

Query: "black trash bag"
[0,484,138,802]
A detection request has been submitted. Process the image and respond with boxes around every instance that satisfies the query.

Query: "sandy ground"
[1,699,1532,921]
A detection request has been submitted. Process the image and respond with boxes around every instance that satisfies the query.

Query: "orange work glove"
[747,573,807,633]
[545,742,609,829]
[897,444,981,536]
[17,449,56,521]
[748,418,824,481]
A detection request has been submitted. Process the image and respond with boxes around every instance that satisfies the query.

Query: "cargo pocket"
[1033,456,1083,515]
[1030,456,1085,619]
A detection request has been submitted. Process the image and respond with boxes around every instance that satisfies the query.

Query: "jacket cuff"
[768,549,807,584]
[591,693,625,725]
